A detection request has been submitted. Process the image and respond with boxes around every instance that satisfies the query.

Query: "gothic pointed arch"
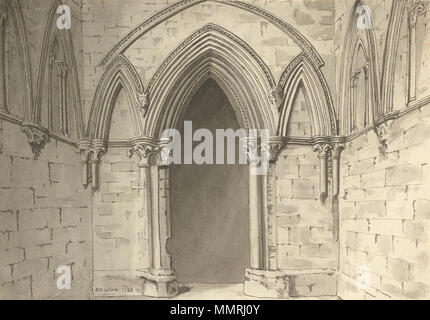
[34,0,84,139]
[99,0,324,69]
[144,23,277,138]
[3,0,33,119]
[380,0,407,113]
[278,53,336,137]
[338,0,380,135]
[87,54,147,141]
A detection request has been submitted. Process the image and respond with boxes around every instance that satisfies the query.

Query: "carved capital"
[408,1,425,28]
[332,143,345,160]
[375,120,395,148]
[312,143,332,159]
[241,137,285,163]
[241,137,261,164]
[77,139,106,189]
[263,137,285,162]
[157,138,174,167]
[128,137,158,167]
[312,142,333,203]
[77,139,92,163]
[77,139,93,187]
[91,139,106,162]
[21,122,49,160]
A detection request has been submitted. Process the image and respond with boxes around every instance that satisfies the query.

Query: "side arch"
[87,54,146,141]
[4,0,33,119]
[34,0,84,138]
[380,0,407,113]
[338,0,380,134]
[278,53,336,137]
[144,23,277,138]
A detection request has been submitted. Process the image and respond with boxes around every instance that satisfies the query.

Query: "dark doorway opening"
[169,79,249,284]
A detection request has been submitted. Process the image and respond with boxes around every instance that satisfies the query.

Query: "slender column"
[150,163,162,270]
[408,1,425,104]
[312,143,332,203]
[242,137,284,271]
[350,70,361,132]
[78,139,92,187]
[363,63,370,127]
[48,56,54,130]
[0,10,7,112]
[264,137,284,271]
[55,61,69,136]
[61,63,69,136]
[150,140,176,273]
[55,61,64,131]
[249,161,262,269]
[242,137,289,299]
[243,138,263,270]
[154,161,172,271]
[128,138,157,270]
[55,60,69,136]
[332,144,345,241]
[91,139,106,191]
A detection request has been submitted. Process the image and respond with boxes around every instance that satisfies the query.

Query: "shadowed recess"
[170,79,250,284]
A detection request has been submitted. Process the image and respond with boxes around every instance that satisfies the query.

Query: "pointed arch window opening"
[47,36,70,137]
[350,42,371,133]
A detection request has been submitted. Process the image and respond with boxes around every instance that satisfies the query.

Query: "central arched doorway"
[169,79,250,284]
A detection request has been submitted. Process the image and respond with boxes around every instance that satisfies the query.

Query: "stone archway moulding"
[2,0,33,120]
[144,23,278,138]
[380,0,407,115]
[98,0,325,69]
[338,0,381,135]
[80,54,147,190]
[278,52,337,137]
[0,0,45,158]
[33,0,85,140]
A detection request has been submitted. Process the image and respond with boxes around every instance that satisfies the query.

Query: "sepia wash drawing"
[1,0,430,300]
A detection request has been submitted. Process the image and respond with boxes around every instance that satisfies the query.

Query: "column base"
[93,269,178,298]
[139,269,179,298]
[243,269,290,299]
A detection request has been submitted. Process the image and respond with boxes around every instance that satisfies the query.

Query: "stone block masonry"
[339,107,430,300]
[0,121,92,300]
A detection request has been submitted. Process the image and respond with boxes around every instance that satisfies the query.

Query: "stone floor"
[94,283,339,300]
[52,276,339,300]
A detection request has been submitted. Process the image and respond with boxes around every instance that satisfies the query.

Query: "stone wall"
[276,144,337,297]
[338,107,430,299]
[92,146,143,296]
[0,120,92,299]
